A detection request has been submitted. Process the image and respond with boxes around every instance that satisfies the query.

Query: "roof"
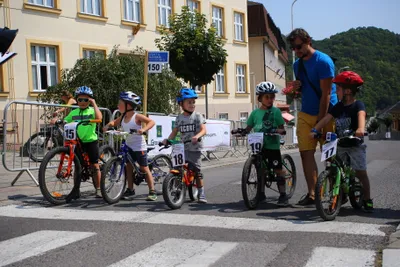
[378,101,400,117]
[247,1,288,62]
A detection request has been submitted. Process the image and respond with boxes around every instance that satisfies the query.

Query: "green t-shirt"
[64,107,97,143]
[246,107,285,150]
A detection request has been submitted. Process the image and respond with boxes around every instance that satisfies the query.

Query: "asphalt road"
[0,140,399,267]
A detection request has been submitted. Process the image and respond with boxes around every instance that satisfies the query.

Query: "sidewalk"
[0,146,299,203]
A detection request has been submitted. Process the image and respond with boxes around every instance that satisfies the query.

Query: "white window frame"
[236,64,246,93]
[80,0,101,16]
[28,0,55,8]
[215,67,225,93]
[82,49,106,59]
[124,0,141,23]
[234,12,244,41]
[194,85,203,93]
[187,0,199,12]
[218,113,228,120]
[212,6,223,37]
[158,0,172,27]
[31,45,58,92]
[239,112,248,121]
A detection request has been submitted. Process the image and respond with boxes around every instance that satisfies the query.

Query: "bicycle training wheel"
[38,146,81,205]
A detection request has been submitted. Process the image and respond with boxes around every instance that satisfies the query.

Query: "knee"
[196,172,203,180]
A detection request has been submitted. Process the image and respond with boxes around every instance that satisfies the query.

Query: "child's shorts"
[127,148,148,167]
[185,150,202,173]
[337,143,367,171]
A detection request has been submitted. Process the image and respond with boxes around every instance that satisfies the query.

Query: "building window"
[212,6,224,37]
[215,67,225,93]
[219,113,228,120]
[30,45,59,92]
[187,0,199,12]
[234,12,244,41]
[82,49,105,59]
[80,0,102,16]
[236,64,246,93]
[239,112,248,121]
[28,0,55,8]
[124,0,141,23]
[158,0,173,27]
[194,85,203,93]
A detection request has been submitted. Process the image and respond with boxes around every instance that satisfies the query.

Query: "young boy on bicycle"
[309,71,373,212]
[63,86,103,198]
[162,88,207,203]
[103,91,157,201]
[242,82,288,206]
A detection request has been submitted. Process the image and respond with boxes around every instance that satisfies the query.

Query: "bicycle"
[38,119,114,205]
[314,130,367,221]
[100,129,172,204]
[231,128,297,210]
[161,139,201,210]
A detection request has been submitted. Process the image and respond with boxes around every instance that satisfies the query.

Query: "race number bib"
[321,139,338,162]
[248,133,264,154]
[171,143,185,167]
[64,122,79,141]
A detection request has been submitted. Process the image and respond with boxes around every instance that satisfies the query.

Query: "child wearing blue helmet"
[163,88,207,203]
[104,91,157,201]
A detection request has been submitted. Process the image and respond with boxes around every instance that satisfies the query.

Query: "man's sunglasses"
[291,42,304,50]
[77,98,89,103]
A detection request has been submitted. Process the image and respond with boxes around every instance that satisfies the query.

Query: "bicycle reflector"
[0,27,18,65]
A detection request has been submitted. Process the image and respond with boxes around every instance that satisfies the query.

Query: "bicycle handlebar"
[158,137,202,149]
[231,128,286,136]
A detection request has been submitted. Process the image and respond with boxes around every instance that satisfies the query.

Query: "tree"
[155,6,227,88]
[37,46,182,120]
[367,118,380,134]
[380,114,393,132]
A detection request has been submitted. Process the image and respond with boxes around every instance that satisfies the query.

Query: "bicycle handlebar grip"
[89,119,102,123]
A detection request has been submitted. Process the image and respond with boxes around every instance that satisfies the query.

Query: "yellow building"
[0,0,251,121]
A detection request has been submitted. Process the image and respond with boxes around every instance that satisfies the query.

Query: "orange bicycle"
[38,119,114,205]
[161,139,200,209]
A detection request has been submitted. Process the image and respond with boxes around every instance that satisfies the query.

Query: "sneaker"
[363,199,374,213]
[95,189,102,198]
[122,188,135,200]
[258,193,267,202]
[341,193,349,205]
[146,190,157,201]
[198,193,208,203]
[277,194,289,207]
[297,194,315,206]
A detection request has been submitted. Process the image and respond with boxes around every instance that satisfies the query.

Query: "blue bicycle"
[100,129,172,204]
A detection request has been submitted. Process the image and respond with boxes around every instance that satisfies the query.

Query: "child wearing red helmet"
[310,71,373,212]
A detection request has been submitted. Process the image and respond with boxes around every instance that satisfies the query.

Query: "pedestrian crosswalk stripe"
[108,238,238,267]
[0,204,388,236]
[0,230,95,267]
[305,246,375,267]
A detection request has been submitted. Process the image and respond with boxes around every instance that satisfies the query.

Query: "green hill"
[287,27,400,115]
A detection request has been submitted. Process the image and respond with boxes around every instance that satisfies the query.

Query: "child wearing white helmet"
[104,91,157,201]
[242,81,288,206]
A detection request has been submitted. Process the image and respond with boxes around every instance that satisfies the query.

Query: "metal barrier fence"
[1,101,112,186]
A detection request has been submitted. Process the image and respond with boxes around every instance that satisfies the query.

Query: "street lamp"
[291,0,298,126]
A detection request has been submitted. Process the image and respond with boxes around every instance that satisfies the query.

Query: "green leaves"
[37,46,181,116]
[155,6,227,88]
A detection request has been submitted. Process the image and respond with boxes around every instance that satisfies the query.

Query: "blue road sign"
[148,51,169,63]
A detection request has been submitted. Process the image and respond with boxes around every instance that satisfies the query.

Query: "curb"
[382,223,400,267]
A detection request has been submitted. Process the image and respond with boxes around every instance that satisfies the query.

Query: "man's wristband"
[311,128,318,133]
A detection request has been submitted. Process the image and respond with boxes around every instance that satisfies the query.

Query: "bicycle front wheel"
[241,156,261,210]
[162,173,186,209]
[315,169,343,221]
[38,146,81,205]
[149,154,172,195]
[100,156,126,204]
[282,154,297,199]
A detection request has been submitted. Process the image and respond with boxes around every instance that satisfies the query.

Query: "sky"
[256,0,400,40]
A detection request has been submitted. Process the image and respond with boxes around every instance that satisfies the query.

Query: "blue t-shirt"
[293,50,338,116]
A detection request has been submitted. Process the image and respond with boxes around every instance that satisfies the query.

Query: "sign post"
[143,51,169,117]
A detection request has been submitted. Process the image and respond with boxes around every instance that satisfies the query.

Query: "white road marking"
[0,230,95,266]
[0,205,388,236]
[108,238,237,267]
[305,246,375,267]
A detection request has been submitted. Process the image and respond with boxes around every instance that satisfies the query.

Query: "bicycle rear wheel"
[315,169,343,221]
[25,132,58,162]
[241,156,261,210]
[188,179,198,201]
[162,173,186,209]
[282,154,297,199]
[100,156,126,204]
[149,154,172,195]
[38,146,81,205]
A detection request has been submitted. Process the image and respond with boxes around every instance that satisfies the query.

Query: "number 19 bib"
[248,133,263,154]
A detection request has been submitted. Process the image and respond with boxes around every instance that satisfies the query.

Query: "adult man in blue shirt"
[287,28,338,206]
